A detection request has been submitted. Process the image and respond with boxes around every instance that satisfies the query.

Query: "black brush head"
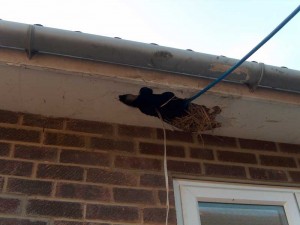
[119,87,188,121]
[119,87,222,132]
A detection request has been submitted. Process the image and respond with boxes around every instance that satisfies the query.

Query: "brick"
[167,160,201,174]
[139,142,185,157]
[60,149,110,166]
[87,168,138,186]
[140,174,166,188]
[158,190,175,206]
[249,168,287,181]
[190,147,214,160]
[14,145,58,161]
[85,223,109,225]
[0,197,21,214]
[0,110,19,124]
[205,163,246,178]
[217,150,257,164]
[113,187,155,204]
[37,164,84,181]
[239,139,276,151]
[56,183,111,201]
[86,204,139,222]
[54,222,82,225]
[7,178,52,196]
[0,218,47,225]
[199,134,237,148]
[0,159,33,177]
[279,143,300,154]
[0,142,10,156]
[54,222,109,225]
[289,171,300,182]
[44,132,85,147]
[90,137,134,152]
[23,114,64,129]
[0,177,3,191]
[115,155,161,171]
[66,119,113,135]
[157,129,193,142]
[143,208,176,224]
[118,124,154,138]
[27,200,83,219]
[0,127,40,143]
[260,155,296,168]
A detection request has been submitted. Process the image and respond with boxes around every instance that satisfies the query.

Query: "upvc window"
[174,179,300,225]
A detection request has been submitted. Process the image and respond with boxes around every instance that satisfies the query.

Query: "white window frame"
[174,179,300,225]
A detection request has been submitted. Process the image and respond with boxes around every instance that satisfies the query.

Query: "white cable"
[155,109,170,225]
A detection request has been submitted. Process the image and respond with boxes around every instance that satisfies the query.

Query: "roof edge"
[1,20,300,94]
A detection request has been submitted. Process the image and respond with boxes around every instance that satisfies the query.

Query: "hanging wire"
[155,108,170,225]
[186,5,300,104]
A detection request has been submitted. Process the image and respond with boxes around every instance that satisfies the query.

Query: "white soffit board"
[0,52,299,144]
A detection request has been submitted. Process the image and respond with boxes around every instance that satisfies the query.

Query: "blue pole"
[186,5,300,103]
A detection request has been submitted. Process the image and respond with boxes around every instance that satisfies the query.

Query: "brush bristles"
[166,103,221,133]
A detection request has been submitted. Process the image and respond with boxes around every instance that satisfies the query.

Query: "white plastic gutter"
[1,20,300,94]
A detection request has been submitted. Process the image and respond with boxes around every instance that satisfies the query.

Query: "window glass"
[198,202,289,225]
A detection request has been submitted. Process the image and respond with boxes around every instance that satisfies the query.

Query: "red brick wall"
[0,109,300,225]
